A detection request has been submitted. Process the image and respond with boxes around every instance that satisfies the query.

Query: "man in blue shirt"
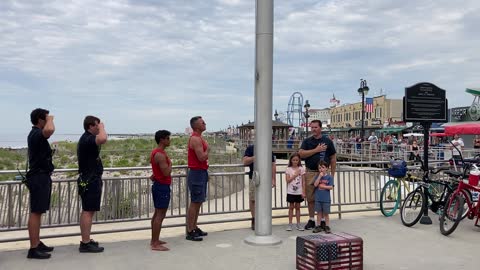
[299,120,336,230]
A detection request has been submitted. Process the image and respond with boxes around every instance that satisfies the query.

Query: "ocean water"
[0,133,82,148]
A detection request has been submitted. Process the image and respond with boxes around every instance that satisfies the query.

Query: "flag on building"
[330,94,340,105]
[365,97,373,112]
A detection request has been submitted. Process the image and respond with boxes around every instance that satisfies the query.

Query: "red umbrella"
[430,132,447,137]
[445,123,480,135]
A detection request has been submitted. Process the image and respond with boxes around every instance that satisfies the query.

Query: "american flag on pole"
[365,97,373,112]
[330,94,340,104]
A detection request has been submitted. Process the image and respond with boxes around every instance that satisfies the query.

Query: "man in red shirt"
[186,116,209,241]
[149,130,172,251]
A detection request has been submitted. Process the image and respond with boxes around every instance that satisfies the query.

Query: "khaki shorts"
[249,178,255,201]
[305,171,318,203]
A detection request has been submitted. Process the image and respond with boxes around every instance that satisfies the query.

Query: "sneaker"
[37,241,54,252]
[286,224,293,231]
[324,226,331,234]
[27,248,51,259]
[251,218,255,230]
[312,226,323,233]
[195,227,208,237]
[296,224,304,231]
[79,241,104,253]
[304,220,315,230]
[185,230,203,241]
[89,239,99,247]
[320,221,326,230]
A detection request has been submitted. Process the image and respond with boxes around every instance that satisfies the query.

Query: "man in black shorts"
[243,144,276,230]
[77,115,107,253]
[299,120,336,231]
[26,108,55,259]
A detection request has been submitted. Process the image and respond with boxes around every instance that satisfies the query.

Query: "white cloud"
[0,0,479,137]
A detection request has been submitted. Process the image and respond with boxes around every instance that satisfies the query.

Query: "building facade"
[329,95,403,133]
[309,108,331,126]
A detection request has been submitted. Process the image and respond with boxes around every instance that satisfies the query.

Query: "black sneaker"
[320,221,326,230]
[185,230,203,241]
[304,220,315,230]
[37,241,54,252]
[89,239,99,247]
[251,218,255,230]
[324,226,331,234]
[27,248,51,259]
[312,226,323,233]
[79,241,104,253]
[195,227,208,237]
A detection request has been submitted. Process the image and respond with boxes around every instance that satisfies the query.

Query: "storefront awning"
[378,127,406,133]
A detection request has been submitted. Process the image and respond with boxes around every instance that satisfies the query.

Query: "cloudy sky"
[1,0,479,135]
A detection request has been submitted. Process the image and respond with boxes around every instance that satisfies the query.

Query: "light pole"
[303,100,310,138]
[274,110,279,121]
[358,79,369,140]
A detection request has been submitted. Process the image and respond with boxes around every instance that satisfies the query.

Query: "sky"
[1,0,479,135]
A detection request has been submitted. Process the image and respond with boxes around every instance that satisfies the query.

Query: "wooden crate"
[296,232,363,270]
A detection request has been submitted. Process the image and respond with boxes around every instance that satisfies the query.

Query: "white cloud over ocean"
[0,0,478,134]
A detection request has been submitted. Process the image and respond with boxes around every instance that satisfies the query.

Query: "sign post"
[403,82,448,225]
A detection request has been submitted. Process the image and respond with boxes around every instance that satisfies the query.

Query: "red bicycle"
[440,177,480,235]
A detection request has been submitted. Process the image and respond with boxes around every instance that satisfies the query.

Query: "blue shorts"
[152,182,171,209]
[315,201,331,214]
[187,169,208,203]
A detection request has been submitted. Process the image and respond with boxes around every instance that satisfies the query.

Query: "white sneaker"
[296,224,304,231]
[286,224,293,231]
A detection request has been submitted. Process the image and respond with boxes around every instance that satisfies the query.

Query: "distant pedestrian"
[473,135,480,150]
[243,143,276,230]
[299,120,336,230]
[450,134,464,165]
[149,130,172,251]
[312,161,334,234]
[77,116,107,253]
[285,153,305,231]
[367,132,378,153]
[26,108,55,259]
[186,116,209,241]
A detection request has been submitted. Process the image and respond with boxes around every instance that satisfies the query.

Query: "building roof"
[239,120,292,128]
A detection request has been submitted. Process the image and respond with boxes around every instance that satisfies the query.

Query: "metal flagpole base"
[244,234,282,246]
[420,215,432,224]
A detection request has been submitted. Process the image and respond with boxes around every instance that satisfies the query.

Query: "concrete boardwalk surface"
[0,212,479,270]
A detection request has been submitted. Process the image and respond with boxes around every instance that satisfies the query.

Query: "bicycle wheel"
[380,180,400,217]
[400,189,426,227]
[440,194,465,236]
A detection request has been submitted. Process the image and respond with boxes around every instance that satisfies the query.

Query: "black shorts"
[80,178,103,212]
[28,173,52,213]
[287,194,304,203]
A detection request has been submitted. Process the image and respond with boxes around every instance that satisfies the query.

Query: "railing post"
[7,183,13,228]
[337,171,342,220]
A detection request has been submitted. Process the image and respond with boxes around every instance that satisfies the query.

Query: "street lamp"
[358,79,369,140]
[274,109,279,121]
[304,100,311,138]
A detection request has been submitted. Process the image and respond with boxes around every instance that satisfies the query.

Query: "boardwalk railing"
[0,161,440,242]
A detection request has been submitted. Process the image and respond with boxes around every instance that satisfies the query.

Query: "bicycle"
[440,179,480,235]
[399,160,462,227]
[380,159,421,217]
[440,164,480,235]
